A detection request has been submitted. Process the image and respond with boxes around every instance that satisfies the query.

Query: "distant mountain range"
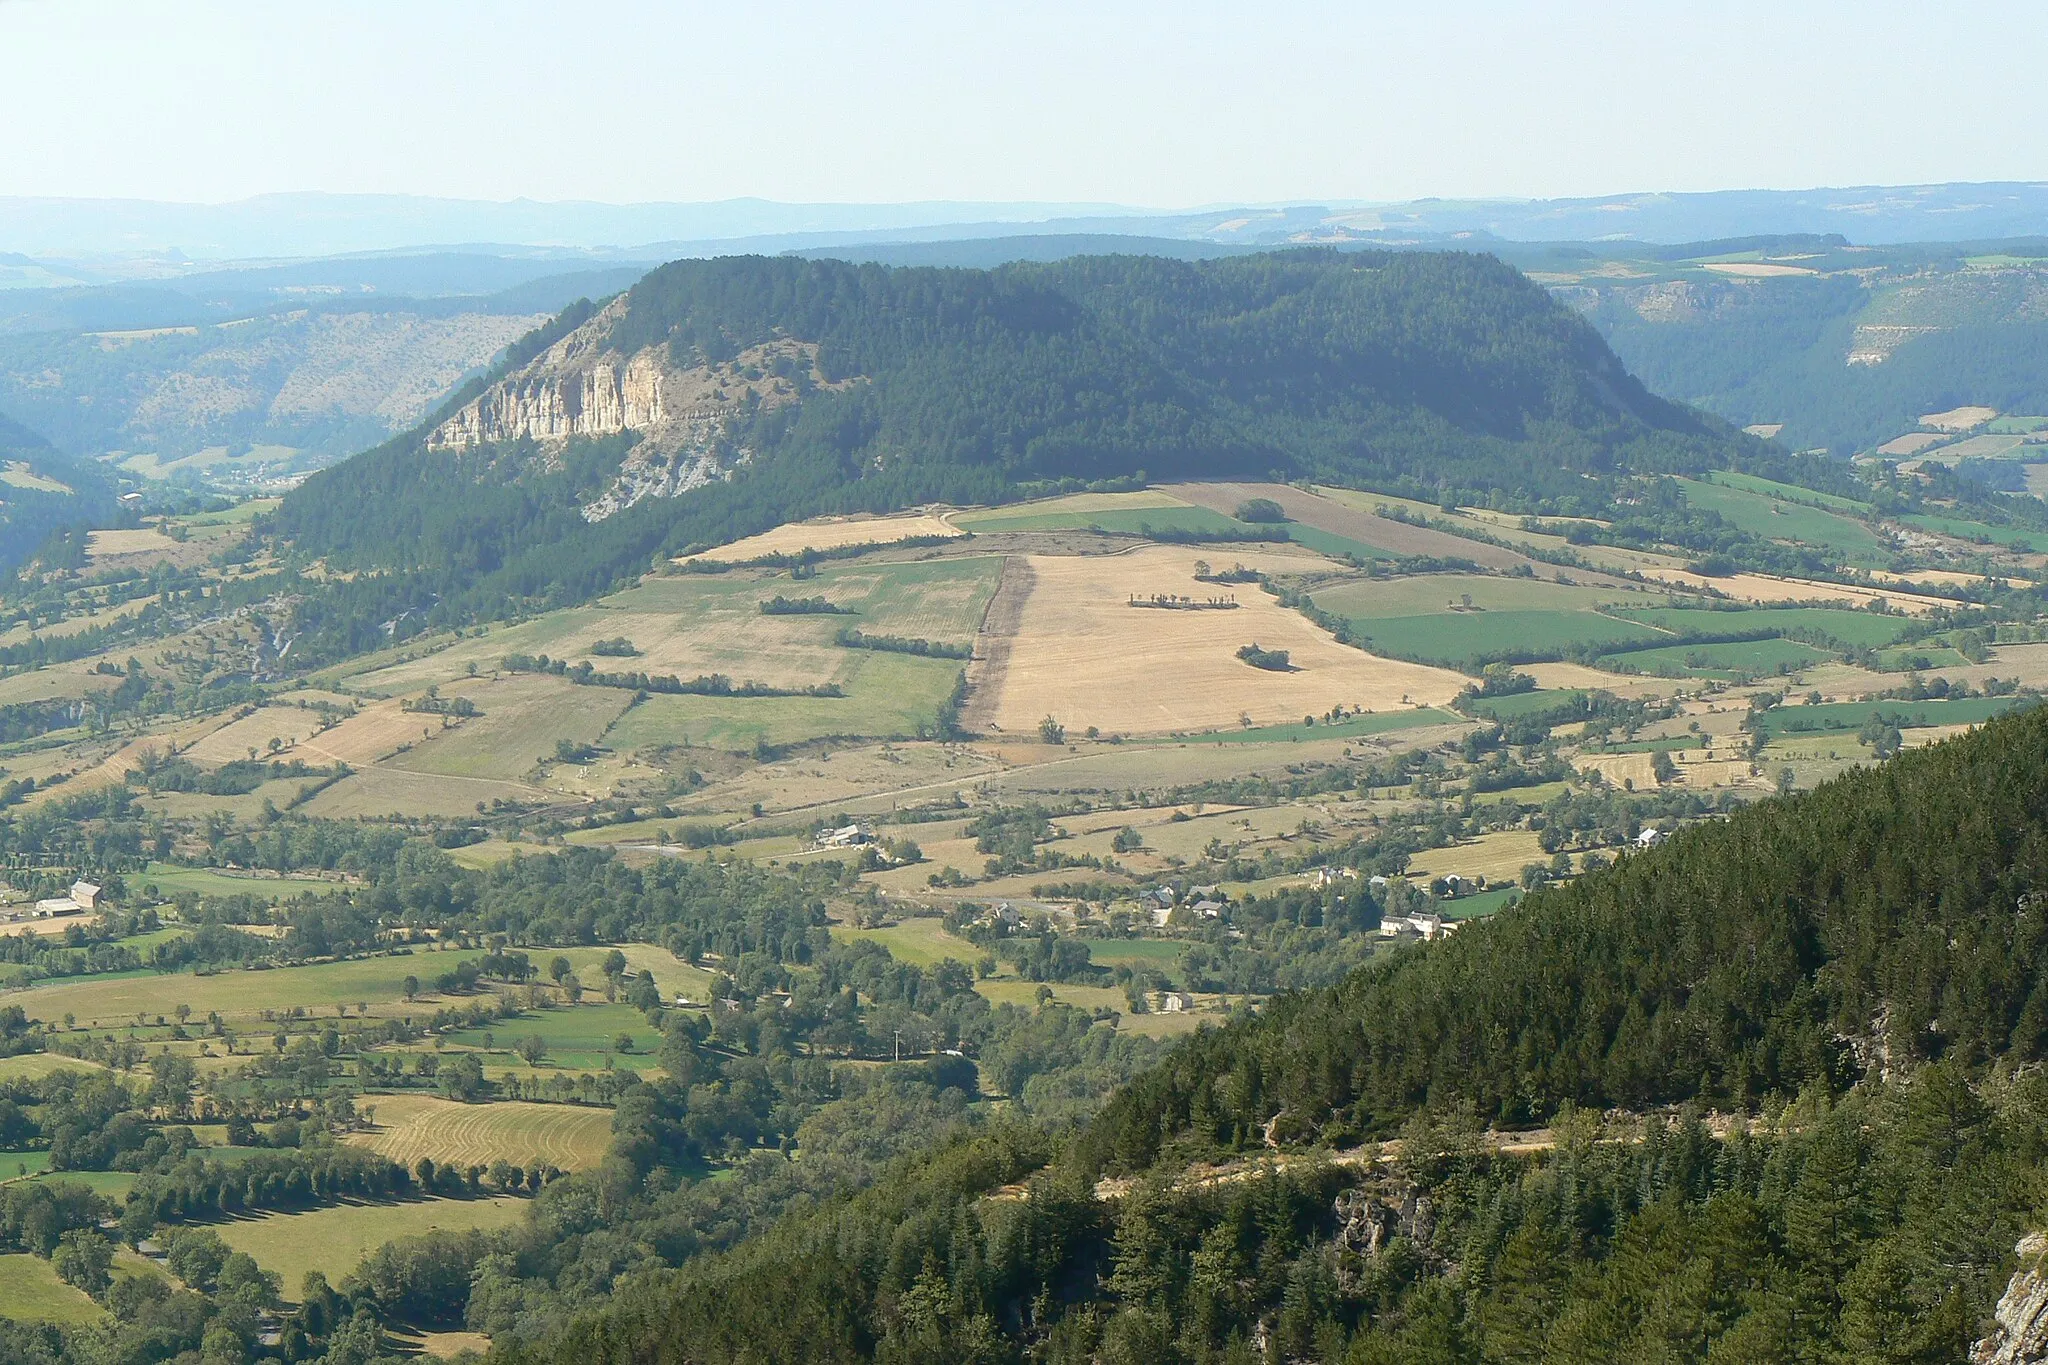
[2,183,2045,276]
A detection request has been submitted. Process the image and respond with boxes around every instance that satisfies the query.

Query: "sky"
[3,0,2045,208]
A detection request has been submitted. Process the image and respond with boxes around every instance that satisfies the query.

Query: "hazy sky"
[4,0,2045,207]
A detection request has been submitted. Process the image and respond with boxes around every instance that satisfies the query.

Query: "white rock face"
[427,296,838,521]
[1974,1234,2048,1365]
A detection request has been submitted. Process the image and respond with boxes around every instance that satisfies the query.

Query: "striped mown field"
[348,1094,614,1171]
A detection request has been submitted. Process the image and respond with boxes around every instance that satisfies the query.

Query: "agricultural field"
[13,948,497,1027]
[969,545,1466,736]
[681,511,963,562]
[1755,695,2038,739]
[348,1095,614,1172]
[1674,478,1890,567]
[218,1197,529,1298]
[1312,574,1669,668]
[1599,637,1834,679]
[431,999,666,1071]
[948,490,1197,533]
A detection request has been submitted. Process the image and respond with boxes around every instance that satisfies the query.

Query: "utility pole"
[894,1029,901,1063]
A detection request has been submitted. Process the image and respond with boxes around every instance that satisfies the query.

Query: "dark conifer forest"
[442,704,2048,1364]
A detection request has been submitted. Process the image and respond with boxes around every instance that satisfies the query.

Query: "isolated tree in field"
[402,974,419,1001]
[517,1034,548,1065]
[549,955,573,984]
[603,949,628,979]
[1039,716,1066,745]
[1651,749,1678,784]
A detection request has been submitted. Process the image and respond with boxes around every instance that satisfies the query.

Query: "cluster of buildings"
[1,879,101,926]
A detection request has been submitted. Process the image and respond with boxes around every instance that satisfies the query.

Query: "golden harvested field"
[219,1197,528,1297]
[182,706,338,765]
[295,699,447,767]
[968,546,1466,736]
[1921,405,1998,432]
[1573,753,1662,788]
[84,528,217,571]
[1877,432,1949,456]
[301,765,550,819]
[1699,261,1817,278]
[348,1095,614,1171]
[1405,829,1547,884]
[1631,568,1949,614]
[681,511,964,563]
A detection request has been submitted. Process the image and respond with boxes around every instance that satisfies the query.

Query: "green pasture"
[1875,646,1970,671]
[10,948,496,1025]
[1460,689,1587,720]
[1756,695,2035,738]
[1316,573,1648,616]
[1601,637,1832,679]
[1164,708,1459,745]
[1440,885,1521,920]
[436,1000,659,1070]
[219,1197,528,1299]
[1703,470,1873,514]
[602,650,963,752]
[0,1253,101,1325]
[1278,524,1395,562]
[1332,609,1664,668]
[1987,416,2048,434]
[831,919,983,969]
[140,863,334,905]
[1610,606,1913,650]
[0,1149,51,1181]
[1675,478,1888,566]
[1897,513,2040,551]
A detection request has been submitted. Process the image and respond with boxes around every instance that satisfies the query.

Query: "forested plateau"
[262,249,1789,636]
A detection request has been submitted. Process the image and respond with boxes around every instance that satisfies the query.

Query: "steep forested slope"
[505,703,2048,1365]
[0,409,122,570]
[267,250,1754,619]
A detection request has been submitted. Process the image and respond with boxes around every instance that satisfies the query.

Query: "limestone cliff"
[427,296,838,521]
[1974,1235,2048,1365]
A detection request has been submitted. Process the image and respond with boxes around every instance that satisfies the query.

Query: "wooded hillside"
[266,251,1752,618]
[500,702,2048,1365]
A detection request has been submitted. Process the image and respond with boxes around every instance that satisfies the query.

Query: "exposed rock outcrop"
[1974,1234,2048,1365]
[428,297,843,521]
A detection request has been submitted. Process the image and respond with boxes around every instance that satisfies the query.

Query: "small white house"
[1159,991,1195,1013]
[34,898,80,918]
[816,824,871,849]
[1635,827,1668,849]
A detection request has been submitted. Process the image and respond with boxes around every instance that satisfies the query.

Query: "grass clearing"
[831,918,983,968]
[10,949,497,1026]
[1756,695,2038,738]
[348,1095,614,1172]
[1160,708,1458,744]
[1610,606,1913,650]
[1328,607,1664,668]
[1675,478,1888,566]
[218,1197,528,1298]
[1600,637,1833,678]
[0,1253,101,1324]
